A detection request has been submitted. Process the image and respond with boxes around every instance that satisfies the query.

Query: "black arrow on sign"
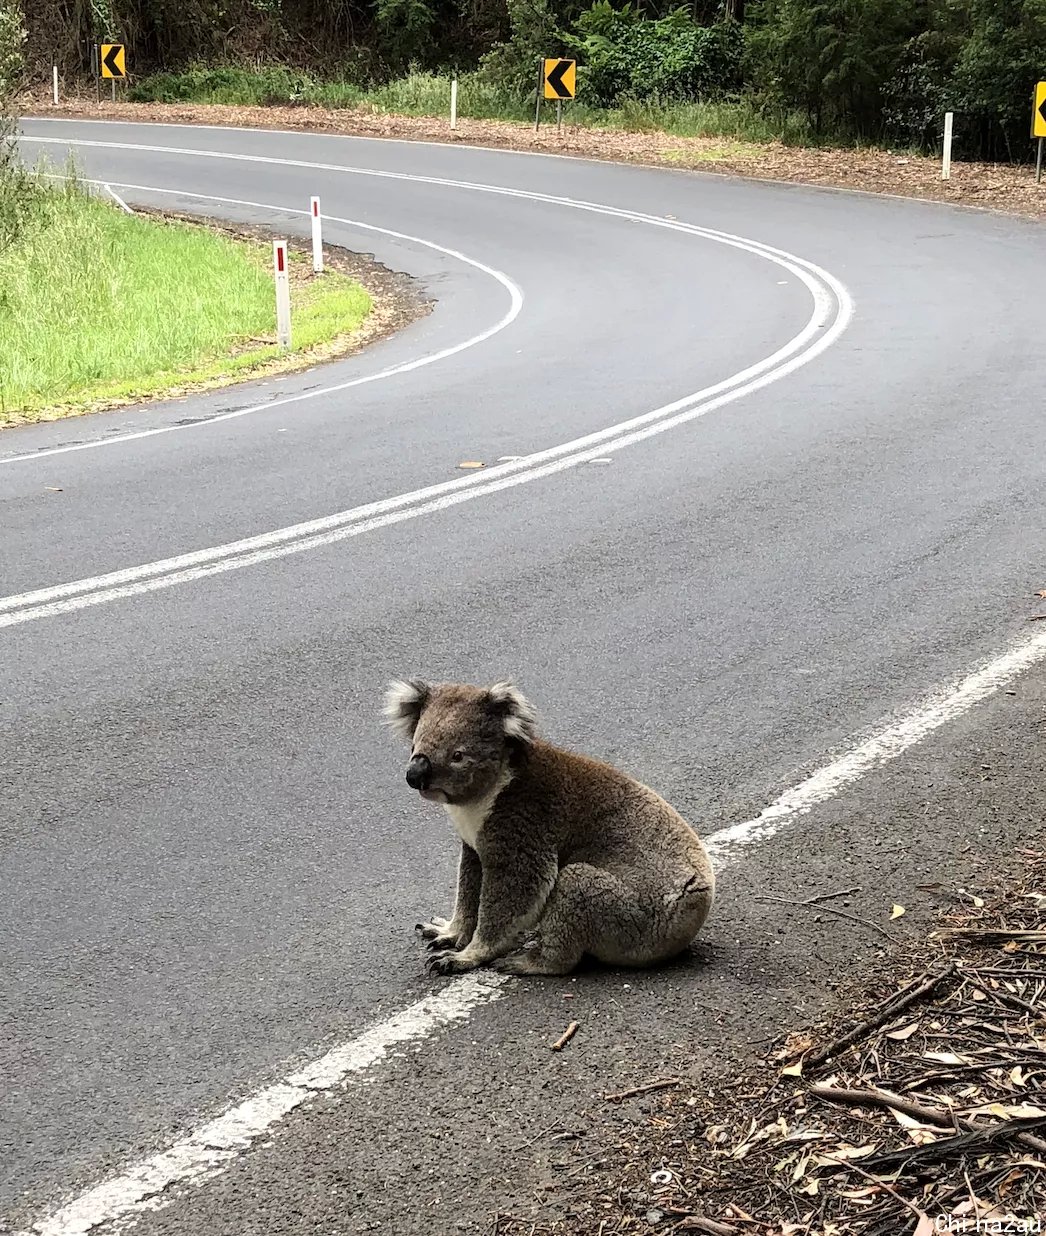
[102,45,123,76]
[546,60,572,100]
[1038,93,1046,130]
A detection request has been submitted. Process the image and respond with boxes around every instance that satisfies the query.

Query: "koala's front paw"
[415,916,452,941]
[425,947,482,976]
[426,931,465,952]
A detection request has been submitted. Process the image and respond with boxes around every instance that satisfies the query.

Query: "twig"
[755,893,895,941]
[605,1077,680,1103]
[551,1021,579,1051]
[820,1154,929,1223]
[864,1114,1046,1171]
[803,962,957,1068]
[676,1217,740,1235]
[810,1082,1046,1157]
[961,973,1043,1018]
[808,1083,956,1127]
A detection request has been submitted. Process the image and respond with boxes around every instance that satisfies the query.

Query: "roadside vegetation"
[22,1,1046,163]
[0,178,372,424]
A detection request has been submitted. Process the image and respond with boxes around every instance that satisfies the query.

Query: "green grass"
[0,179,371,421]
[129,66,816,146]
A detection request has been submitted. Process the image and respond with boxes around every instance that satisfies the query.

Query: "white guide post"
[273,239,291,350]
[310,196,323,274]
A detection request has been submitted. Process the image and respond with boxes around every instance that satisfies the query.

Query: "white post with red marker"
[310,196,323,274]
[273,238,291,349]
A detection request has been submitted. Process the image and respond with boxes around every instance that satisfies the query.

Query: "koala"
[383,677,715,977]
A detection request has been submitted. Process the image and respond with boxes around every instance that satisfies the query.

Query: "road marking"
[0,170,851,623]
[0,216,846,625]
[704,629,1046,863]
[18,975,508,1236]
[11,134,850,466]
[0,181,523,467]
[18,624,1046,1235]
[103,183,133,214]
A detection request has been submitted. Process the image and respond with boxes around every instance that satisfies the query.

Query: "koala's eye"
[450,749,467,763]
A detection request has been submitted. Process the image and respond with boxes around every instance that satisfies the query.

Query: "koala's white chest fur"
[444,769,513,849]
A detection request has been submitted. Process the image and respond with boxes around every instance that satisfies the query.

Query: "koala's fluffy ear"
[486,680,538,744]
[383,678,431,742]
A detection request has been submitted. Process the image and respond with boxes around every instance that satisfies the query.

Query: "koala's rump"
[531,742,714,894]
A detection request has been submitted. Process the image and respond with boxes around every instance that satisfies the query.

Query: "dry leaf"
[781,1062,804,1077]
[457,460,484,469]
[890,903,906,919]
[885,1021,921,1041]
[923,1050,967,1065]
[914,1215,936,1236]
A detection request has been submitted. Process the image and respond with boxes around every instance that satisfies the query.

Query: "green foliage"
[25,0,1046,162]
[0,0,24,98]
[746,0,921,136]
[0,0,28,255]
[478,0,570,96]
[573,2,744,105]
[130,64,325,104]
[949,0,1046,159]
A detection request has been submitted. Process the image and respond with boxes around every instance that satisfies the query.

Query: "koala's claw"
[425,948,478,976]
[426,933,461,952]
[415,917,452,941]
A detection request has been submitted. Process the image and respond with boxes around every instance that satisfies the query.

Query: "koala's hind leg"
[494,863,710,976]
[491,864,635,975]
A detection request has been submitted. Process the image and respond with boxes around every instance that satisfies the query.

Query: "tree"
[0,0,27,254]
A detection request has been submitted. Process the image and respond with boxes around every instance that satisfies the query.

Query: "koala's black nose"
[406,754,432,790]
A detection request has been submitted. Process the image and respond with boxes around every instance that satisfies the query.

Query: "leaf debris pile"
[497,851,1046,1235]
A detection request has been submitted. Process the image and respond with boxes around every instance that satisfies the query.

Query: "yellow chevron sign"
[543,59,576,100]
[101,44,126,79]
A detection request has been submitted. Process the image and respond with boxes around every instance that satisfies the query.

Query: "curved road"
[4,119,1046,1235]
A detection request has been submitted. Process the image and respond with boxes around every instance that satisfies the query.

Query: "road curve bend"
[4,119,1046,1236]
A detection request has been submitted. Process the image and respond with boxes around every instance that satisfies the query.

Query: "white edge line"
[0,169,853,622]
[0,230,847,625]
[19,624,1046,1236]
[21,974,509,1236]
[103,182,133,213]
[703,628,1046,863]
[5,131,842,463]
[23,114,1033,227]
[1,176,524,466]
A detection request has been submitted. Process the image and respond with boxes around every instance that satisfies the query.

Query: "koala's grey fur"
[383,678,715,977]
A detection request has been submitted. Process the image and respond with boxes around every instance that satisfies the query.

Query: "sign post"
[536,58,576,135]
[1032,81,1046,184]
[101,43,126,103]
[273,239,291,350]
[310,197,323,274]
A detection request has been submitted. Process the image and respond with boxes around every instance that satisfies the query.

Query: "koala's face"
[383,679,537,806]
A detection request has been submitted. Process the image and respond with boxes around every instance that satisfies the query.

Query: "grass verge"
[128,66,815,146]
[0,179,373,426]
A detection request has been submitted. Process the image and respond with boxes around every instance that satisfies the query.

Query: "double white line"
[3,143,853,629]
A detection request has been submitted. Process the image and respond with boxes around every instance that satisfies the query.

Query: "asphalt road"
[3,119,1046,1235]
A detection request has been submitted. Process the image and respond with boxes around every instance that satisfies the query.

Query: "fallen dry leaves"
[495,849,1046,1235]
